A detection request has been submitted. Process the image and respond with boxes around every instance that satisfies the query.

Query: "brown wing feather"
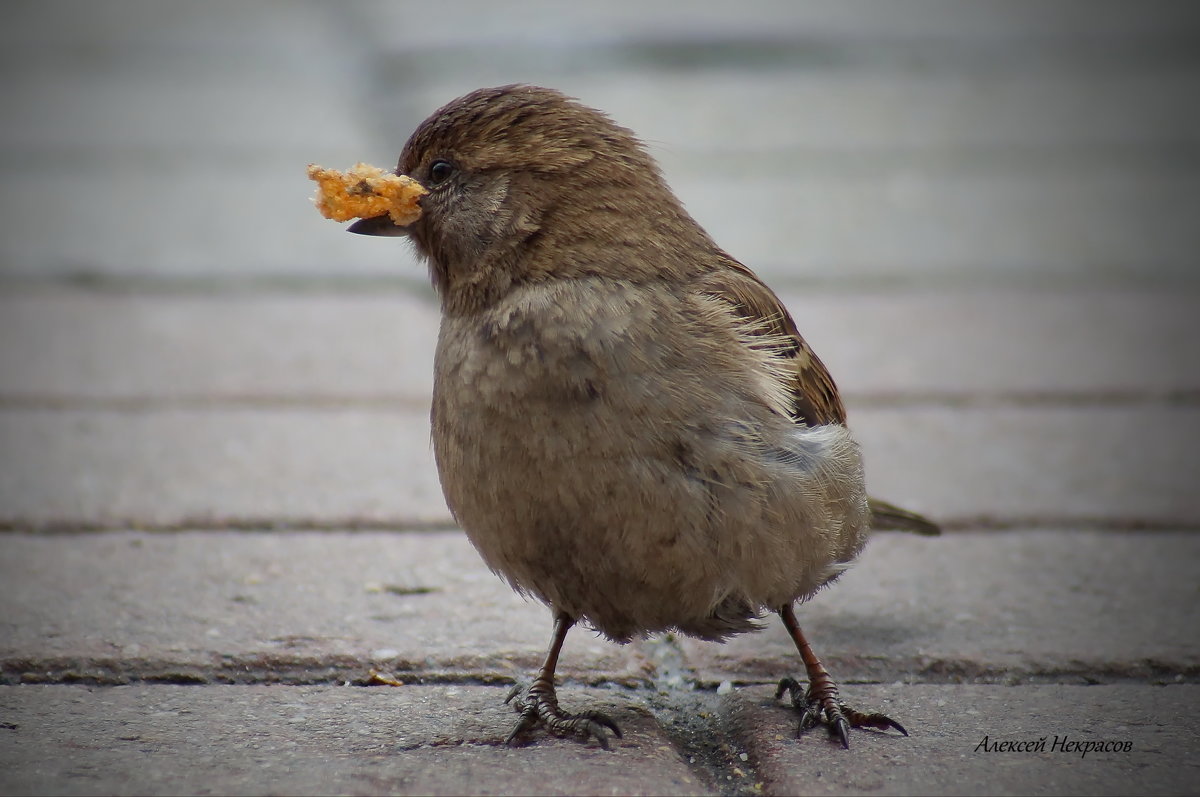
[696,257,942,536]
[695,255,846,427]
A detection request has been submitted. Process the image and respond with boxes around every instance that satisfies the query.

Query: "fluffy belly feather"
[430,284,869,641]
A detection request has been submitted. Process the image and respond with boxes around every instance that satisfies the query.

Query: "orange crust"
[306,162,426,226]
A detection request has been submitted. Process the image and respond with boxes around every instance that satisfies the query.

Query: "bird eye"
[428,160,454,186]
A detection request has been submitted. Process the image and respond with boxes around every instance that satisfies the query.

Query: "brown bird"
[348,84,938,749]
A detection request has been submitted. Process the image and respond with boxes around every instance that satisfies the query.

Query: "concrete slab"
[11,118,1190,284]
[589,72,1200,155]
[852,405,1200,526]
[0,291,440,403]
[372,72,1200,282]
[0,4,1195,796]
[11,141,1194,285]
[0,408,447,528]
[375,69,1200,181]
[674,170,1200,282]
[354,0,1200,52]
[0,683,1194,796]
[1,531,1194,686]
[0,684,707,796]
[4,4,1196,284]
[781,288,1200,400]
[2,405,1196,528]
[725,683,1200,796]
[682,531,1200,685]
[3,288,1194,403]
[358,5,1200,285]
[0,1,398,280]
[0,165,425,280]
[0,531,642,686]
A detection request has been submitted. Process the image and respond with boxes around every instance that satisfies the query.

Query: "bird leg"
[504,611,622,749]
[775,603,908,748]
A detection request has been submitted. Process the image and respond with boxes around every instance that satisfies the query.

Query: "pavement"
[1,2,1199,795]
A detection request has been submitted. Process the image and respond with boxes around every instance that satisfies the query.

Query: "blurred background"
[3,7,1199,790]
[1,0,1198,529]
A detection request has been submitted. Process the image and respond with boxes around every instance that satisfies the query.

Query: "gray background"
[1,2,1198,795]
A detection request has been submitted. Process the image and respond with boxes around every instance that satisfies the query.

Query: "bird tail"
[868,497,941,536]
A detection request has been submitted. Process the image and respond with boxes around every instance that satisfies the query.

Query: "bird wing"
[695,255,847,427]
[695,256,942,535]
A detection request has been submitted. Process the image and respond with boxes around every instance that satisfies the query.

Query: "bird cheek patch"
[306,162,427,226]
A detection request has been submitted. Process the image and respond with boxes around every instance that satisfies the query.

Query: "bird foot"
[775,676,907,748]
[504,681,622,750]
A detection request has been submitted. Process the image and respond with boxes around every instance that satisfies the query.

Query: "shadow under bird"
[343,84,939,749]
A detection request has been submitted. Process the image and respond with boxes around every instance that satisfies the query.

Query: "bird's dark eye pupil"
[429,160,453,185]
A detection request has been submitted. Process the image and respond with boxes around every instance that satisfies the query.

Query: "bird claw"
[776,676,907,748]
[504,681,622,750]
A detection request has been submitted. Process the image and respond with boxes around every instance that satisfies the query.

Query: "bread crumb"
[306,162,426,226]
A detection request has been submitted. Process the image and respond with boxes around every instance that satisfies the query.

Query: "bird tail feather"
[868,497,941,536]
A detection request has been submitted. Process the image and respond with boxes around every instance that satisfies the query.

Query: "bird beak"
[346,215,411,237]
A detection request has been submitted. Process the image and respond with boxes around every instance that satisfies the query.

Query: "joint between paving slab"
[0,273,441,298]
[844,388,1200,409]
[933,516,1200,532]
[6,270,1200,296]
[0,657,652,689]
[4,390,1199,413]
[3,517,1197,534]
[0,518,462,534]
[8,649,1194,688]
[621,635,766,794]
[0,395,436,413]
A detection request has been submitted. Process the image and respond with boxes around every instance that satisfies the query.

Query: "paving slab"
[682,531,1200,685]
[0,162,425,281]
[1,4,1195,796]
[0,683,1195,796]
[0,1,392,280]
[850,405,1200,526]
[0,684,707,797]
[0,291,440,403]
[361,0,1200,162]
[725,683,1200,796]
[0,408,446,528]
[2,288,1195,403]
[360,7,1200,285]
[356,0,1200,52]
[1,531,1195,687]
[671,169,1200,282]
[10,112,1191,284]
[781,288,1200,400]
[4,3,1197,284]
[0,531,642,686]
[2,405,1197,528]
[373,76,1200,282]
[583,72,1200,156]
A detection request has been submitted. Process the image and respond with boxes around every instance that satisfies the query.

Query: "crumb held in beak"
[306,162,426,227]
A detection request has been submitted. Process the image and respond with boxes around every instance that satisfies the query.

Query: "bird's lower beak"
[346,215,411,237]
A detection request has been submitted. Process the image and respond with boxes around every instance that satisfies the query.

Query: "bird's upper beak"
[346,214,412,237]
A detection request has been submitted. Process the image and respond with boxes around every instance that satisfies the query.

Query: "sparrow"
[347,84,938,749]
